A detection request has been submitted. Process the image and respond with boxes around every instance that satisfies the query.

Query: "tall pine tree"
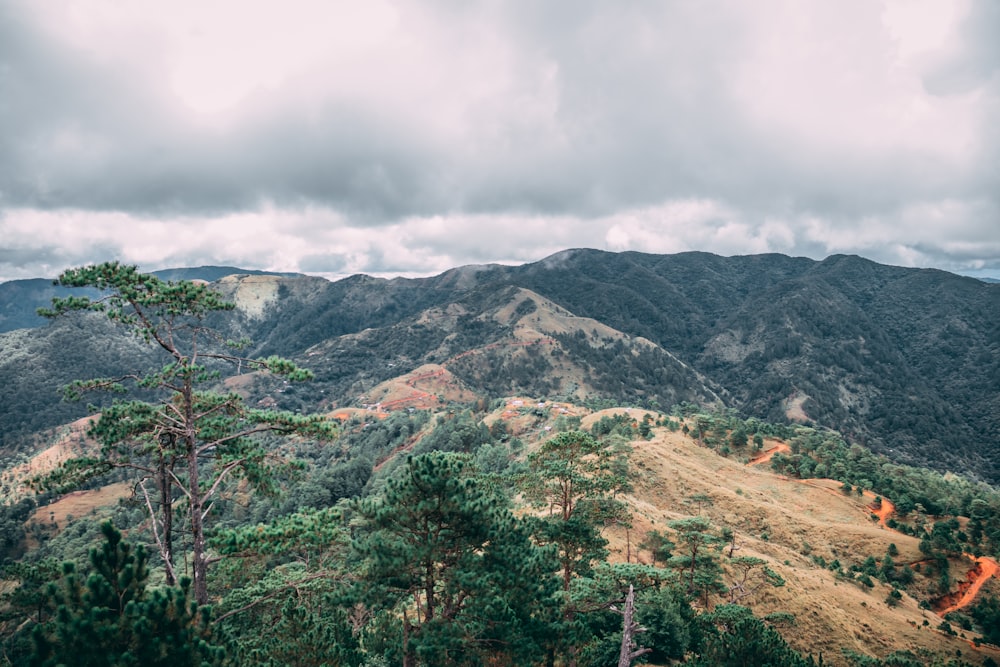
[352,452,559,666]
[34,262,336,604]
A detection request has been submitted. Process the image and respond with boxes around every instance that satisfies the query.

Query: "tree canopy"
[32,262,336,604]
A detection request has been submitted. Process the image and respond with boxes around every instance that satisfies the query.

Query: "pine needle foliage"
[32,262,337,605]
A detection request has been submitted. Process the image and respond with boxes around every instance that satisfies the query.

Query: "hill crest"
[2,250,998,484]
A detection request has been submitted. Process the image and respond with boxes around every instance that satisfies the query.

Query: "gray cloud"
[0,1,997,281]
[923,0,1000,96]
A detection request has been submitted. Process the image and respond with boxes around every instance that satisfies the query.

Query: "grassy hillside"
[4,400,1000,665]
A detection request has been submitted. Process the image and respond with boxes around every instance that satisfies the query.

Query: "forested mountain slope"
[7,398,1000,666]
[506,251,1000,479]
[1,250,997,482]
[3,260,1000,666]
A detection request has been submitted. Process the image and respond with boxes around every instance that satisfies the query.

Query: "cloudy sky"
[1,0,998,282]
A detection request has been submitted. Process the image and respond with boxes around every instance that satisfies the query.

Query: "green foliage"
[521,430,631,592]
[522,430,630,522]
[548,330,706,410]
[5,254,1000,665]
[758,420,1000,558]
[207,508,362,666]
[969,595,1000,645]
[221,599,361,667]
[884,588,903,607]
[725,556,785,605]
[31,262,337,605]
[352,452,559,666]
[333,411,429,465]
[0,498,37,564]
[844,648,978,666]
[638,529,675,567]
[6,251,1000,487]
[0,560,62,663]
[590,413,640,439]
[667,516,724,606]
[571,564,698,666]
[691,604,814,667]
[410,410,492,456]
[28,522,222,667]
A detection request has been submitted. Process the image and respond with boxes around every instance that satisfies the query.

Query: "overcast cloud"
[1,0,998,282]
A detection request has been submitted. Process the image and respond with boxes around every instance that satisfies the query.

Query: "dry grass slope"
[11,402,1000,665]
[576,409,1000,666]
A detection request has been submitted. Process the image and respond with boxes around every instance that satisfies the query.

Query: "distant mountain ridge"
[1,251,997,482]
[0,266,302,333]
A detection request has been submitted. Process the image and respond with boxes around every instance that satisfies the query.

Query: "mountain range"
[1,250,998,483]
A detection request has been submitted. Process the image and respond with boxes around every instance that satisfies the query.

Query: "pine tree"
[520,430,632,666]
[692,604,814,667]
[30,522,222,667]
[570,563,697,666]
[725,556,785,605]
[352,452,558,667]
[209,507,359,666]
[521,430,631,591]
[667,516,724,608]
[33,262,336,604]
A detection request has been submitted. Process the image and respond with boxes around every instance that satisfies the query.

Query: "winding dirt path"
[863,492,895,529]
[860,493,999,615]
[938,556,1000,616]
[748,442,790,466]
[745,444,998,615]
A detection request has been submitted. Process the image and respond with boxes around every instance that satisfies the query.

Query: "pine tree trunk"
[188,442,208,605]
[189,494,208,604]
[617,585,651,667]
[402,615,415,667]
[184,380,209,606]
[618,585,637,667]
[159,460,175,586]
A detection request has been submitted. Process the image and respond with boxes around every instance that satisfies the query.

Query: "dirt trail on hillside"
[858,494,999,615]
[937,556,1000,616]
[748,442,790,466]
[863,492,895,529]
[746,445,998,615]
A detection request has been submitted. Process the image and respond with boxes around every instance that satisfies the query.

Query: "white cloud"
[0,1,997,281]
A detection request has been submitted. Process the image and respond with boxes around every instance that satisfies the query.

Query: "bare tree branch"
[137,478,178,585]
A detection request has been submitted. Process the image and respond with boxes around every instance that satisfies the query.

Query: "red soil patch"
[936,556,1000,616]
[3,416,98,498]
[329,408,387,421]
[25,481,134,548]
[864,493,895,529]
[859,490,997,616]
[861,489,996,615]
[363,364,478,414]
[748,442,790,466]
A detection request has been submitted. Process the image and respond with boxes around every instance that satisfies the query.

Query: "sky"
[1,0,998,283]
